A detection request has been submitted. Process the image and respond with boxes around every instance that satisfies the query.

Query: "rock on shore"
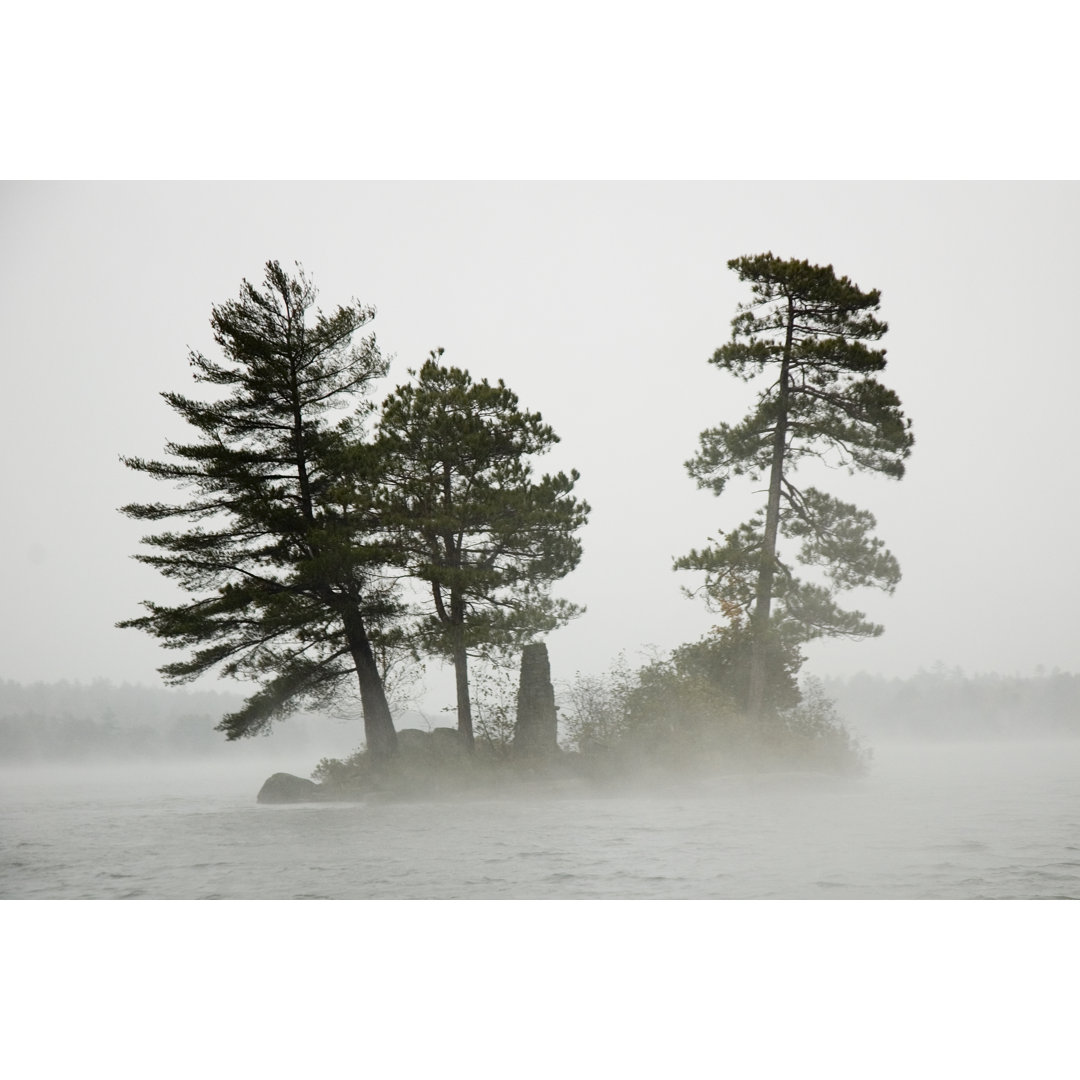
[256,772,327,804]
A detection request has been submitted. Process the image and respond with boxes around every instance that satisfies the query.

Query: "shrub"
[469,657,519,758]
[559,654,637,752]
[558,633,865,776]
[311,748,367,786]
[777,677,869,775]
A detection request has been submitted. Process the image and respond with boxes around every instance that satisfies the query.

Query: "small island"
[117,256,904,800]
[256,642,867,804]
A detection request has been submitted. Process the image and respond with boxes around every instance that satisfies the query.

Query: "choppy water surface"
[2,741,1078,899]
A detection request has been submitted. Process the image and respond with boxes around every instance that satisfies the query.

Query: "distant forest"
[1,668,1077,761]
[820,667,1080,741]
[0,680,360,761]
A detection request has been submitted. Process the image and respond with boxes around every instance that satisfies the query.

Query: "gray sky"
[2,181,1078,705]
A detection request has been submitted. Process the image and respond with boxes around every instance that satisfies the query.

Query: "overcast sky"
[1,180,1077,705]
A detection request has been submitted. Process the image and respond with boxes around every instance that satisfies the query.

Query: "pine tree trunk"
[452,636,476,751]
[450,590,475,751]
[340,607,398,761]
[291,371,398,758]
[747,298,795,724]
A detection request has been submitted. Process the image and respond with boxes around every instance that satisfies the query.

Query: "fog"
[6,662,1077,905]
[3,180,1078,894]
[5,734,1079,901]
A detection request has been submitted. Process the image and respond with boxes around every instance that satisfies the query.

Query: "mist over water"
[4,738,1077,899]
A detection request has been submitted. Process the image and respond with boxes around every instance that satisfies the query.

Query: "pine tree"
[677,254,914,723]
[375,352,589,749]
[118,261,400,759]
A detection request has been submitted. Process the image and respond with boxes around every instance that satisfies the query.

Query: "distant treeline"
[0,680,360,760]
[4,667,1077,761]
[821,667,1080,740]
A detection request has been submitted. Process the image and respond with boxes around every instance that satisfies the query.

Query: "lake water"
[2,740,1078,899]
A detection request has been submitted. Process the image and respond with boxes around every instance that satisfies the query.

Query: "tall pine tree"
[119,261,401,759]
[678,254,914,723]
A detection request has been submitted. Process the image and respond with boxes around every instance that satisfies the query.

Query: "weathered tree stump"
[512,642,558,757]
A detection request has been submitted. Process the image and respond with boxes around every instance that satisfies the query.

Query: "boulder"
[397,728,434,753]
[396,726,466,764]
[430,726,465,754]
[257,772,324,804]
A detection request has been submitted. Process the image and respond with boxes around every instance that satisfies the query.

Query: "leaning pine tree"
[118,261,401,760]
[677,254,914,724]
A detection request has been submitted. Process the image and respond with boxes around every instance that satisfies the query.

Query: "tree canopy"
[118,260,400,759]
[678,253,914,721]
